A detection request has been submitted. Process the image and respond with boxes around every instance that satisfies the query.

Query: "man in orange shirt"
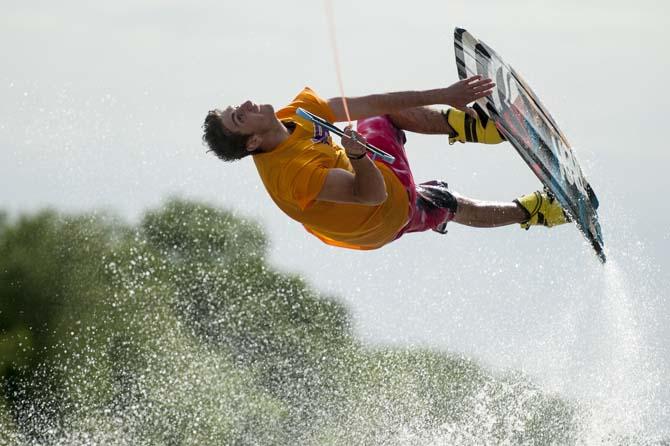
[202,76,568,251]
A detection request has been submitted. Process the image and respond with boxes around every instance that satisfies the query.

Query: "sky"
[2,0,669,438]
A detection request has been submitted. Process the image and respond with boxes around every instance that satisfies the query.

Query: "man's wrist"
[423,88,443,105]
[347,152,367,160]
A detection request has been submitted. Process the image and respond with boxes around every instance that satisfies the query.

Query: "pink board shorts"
[356,116,457,240]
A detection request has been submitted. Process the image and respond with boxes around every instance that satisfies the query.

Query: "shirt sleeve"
[273,87,336,210]
[283,159,329,211]
[277,87,336,123]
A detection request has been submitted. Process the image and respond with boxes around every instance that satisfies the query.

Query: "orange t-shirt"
[253,87,409,250]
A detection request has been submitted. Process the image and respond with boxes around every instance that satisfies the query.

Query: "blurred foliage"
[0,199,586,445]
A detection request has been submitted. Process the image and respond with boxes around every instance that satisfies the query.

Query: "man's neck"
[258,120,292,153]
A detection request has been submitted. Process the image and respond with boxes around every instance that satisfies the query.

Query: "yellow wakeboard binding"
[442,104,505,145]
[515,190,571,229]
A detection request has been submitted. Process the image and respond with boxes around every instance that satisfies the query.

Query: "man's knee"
[416,181,458,214]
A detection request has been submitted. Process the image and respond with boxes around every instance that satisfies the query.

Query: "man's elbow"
[326,97,348,122]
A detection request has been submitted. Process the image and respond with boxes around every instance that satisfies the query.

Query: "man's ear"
[246,135,262,152]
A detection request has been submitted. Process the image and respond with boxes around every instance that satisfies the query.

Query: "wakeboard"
[453,28,605,263]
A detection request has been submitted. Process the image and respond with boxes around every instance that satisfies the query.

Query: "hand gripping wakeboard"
[453,28,605,263]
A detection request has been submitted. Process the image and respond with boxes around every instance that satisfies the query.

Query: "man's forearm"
[350,156,387,205]
[326,75,495,122]
[329,90,444,122]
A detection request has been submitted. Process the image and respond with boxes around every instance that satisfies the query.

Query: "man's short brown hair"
[202,110,252,161]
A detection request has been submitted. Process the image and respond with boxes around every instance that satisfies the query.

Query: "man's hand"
[341,126,368,159]
[440,75,495,111]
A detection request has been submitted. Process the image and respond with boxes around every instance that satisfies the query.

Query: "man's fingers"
[343,126,358,143]
[474,89,494,99]
[473,86,494,96]
[350,132,366,145]
[342,127,367,149]
[466,75,494,84]
[462,74,482,84]
[471,85,494,94]
[469,79,495,90]
[455,75,494,95]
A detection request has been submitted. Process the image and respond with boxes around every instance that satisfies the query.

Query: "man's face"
[220,100,275,137]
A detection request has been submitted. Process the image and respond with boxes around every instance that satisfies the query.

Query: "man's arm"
[316,127,387,206]
[326,75,494,123]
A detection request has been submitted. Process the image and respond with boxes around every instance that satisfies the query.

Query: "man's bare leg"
[389,108,528,228]
[452,193,526,228]
[388,106,455,135]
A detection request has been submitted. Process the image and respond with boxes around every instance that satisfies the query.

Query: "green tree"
[0,200,581,445]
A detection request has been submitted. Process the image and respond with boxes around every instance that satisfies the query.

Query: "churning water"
[0,203,667,446]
